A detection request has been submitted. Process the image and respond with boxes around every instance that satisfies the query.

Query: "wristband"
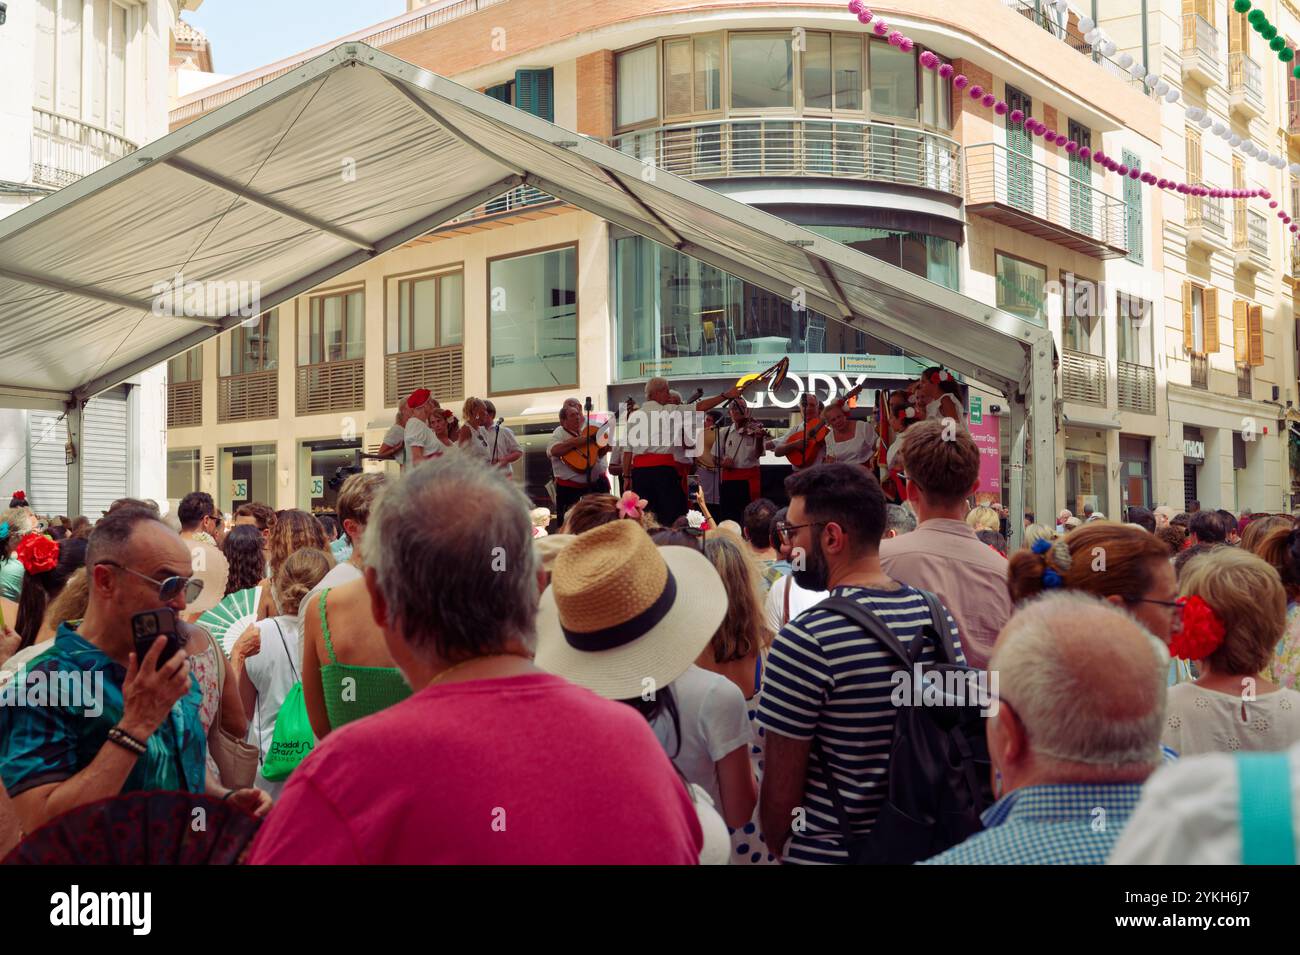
[106,726,147,757]
[222,789,239,802]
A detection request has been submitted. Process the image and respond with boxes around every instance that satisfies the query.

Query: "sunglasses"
[774,520,828,543]
[97,561,204,604]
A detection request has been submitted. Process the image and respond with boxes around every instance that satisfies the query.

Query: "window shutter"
[1182,282,1195,352]
[1249,304,1265,366]
[1234,299,1248,363]
[485,83,511,103]
[1290,43,1300,124]
[1203,287,1219,354]
[515,69,554,121]
[1122,150,1143,264]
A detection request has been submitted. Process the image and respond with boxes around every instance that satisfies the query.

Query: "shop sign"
[1183,440,1205,463]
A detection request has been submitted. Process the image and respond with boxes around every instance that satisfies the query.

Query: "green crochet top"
[317,588,411,731]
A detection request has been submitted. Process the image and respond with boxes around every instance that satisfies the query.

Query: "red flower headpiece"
[16,533,58,575]
[1169,595,1226,661]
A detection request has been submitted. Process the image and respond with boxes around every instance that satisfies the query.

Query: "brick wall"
[577,51,615,138]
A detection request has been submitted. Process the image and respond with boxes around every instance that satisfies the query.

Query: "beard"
[792,536,830,593]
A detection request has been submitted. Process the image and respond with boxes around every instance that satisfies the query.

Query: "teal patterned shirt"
[0,623,206,797]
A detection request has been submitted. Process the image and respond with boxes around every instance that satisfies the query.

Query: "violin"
[785,381,869,467]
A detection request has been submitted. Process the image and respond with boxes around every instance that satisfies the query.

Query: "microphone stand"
[583,396,593,493]
[491,417,504,467]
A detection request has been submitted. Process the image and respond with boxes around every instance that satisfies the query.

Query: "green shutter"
[515,68,554,121]
[485,83,511,103]
[1123,149,1143,264]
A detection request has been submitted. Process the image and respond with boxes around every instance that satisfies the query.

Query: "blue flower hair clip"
[1030,537,1052,555]
[1042,569,1064,588]
[0,521,11,542]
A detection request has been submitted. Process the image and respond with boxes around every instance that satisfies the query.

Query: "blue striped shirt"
[756,584,962,865]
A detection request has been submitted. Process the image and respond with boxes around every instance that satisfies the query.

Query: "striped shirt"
[756,584,962,864]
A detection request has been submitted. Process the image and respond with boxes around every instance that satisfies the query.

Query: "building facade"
[0,0,199,516]
[164,0,1294,519]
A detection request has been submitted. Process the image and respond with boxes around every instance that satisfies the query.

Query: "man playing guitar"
[772,393,825,469]
[548,401,611,526]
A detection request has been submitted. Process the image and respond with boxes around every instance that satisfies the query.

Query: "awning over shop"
[0,42,1055,524]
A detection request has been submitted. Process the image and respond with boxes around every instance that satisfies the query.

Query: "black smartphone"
[687,474,701,500]
[131,608,186,669]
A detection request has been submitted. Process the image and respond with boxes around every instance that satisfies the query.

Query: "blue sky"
[187,1,407,77]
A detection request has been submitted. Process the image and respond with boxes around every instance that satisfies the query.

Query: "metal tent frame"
[0,43,1056,526]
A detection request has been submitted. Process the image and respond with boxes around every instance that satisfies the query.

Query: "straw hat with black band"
[535,520,726,700]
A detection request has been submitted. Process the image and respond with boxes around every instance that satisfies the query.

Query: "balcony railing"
[607,119,963,199]
[1290,97,1300,140]
[1118,360,1156,414]
[1061,349,1107,406]
[448,184,557,225]
[1238,365,1252,399]
[1182,14,1223,86]
[218,370,278,422]
[999,0,1144,88]
[30,108,136,188]
[296,359,364,416]
[384,346,465,407]
[167,380,202,429]
[966,142,1127,257]
[1186,189,1227,249]
[1229,52,1264,116]
[1234,207,1269,271]
[1191,353,1209,389]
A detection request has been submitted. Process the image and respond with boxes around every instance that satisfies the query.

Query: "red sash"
[722,466,761,501]
[632,454,679,470]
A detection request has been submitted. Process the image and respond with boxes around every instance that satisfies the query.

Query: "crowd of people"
[1,373,1300,865]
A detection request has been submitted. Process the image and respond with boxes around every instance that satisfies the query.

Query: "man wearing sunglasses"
[0,504,270,835]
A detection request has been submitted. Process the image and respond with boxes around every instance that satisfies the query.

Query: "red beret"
[406,388,432,409]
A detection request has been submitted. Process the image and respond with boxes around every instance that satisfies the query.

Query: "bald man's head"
[991,591,1167,783]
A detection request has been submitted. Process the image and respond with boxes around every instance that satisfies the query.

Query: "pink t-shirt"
[247,673,703,865]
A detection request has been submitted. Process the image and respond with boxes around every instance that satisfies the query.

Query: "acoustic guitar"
[560,421,612,471]
[784,381,869,468]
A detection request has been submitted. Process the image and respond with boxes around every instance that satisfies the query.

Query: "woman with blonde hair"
[1022,523,1055,549]
[1163,547,1300,756]
[965,505,999,534]
[232,547,333,797]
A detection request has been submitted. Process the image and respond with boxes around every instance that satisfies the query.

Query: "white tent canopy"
[0,43,1056,522]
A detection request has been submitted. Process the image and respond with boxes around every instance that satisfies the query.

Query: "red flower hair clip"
[1169,594,1226,661]
[16,533,58,575]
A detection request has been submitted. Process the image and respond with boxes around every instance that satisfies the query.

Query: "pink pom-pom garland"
[839,4,1279,266]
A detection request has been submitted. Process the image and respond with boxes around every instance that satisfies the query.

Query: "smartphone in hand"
[131,608,186,669]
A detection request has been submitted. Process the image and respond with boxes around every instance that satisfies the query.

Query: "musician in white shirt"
[822,402,877,467]
[715,398,771,526]
[626,376,740,526]
[548,402,612,526]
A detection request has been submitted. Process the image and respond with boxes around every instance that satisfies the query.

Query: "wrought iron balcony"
[966,142,1127,258]
[1182,14,1222,87]
[1061,349,1107,406]
[445,184,558,226]
[1234,207,1269,272]
[1186,189,1226,251]
[999,0,1144,88]
[30,108,136,188]
[1229,52,1264,118]
[1118,360,1156,414]
[607,118,963,199]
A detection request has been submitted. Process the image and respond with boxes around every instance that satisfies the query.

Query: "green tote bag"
[258,620,315,782]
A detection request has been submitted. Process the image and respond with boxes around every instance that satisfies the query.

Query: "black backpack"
[810,591,994,864]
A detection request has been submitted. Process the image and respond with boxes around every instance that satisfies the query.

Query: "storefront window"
[1064,429,1107,515]
[299,439,361,512]
[729,34,793,109]
[1120,436,1151,509]
[612,234,925,381]
[805,226,958,290]
[220,444,276,514]
[167,448,200,502]
[869,38,918,120]
[488,245,577,395]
